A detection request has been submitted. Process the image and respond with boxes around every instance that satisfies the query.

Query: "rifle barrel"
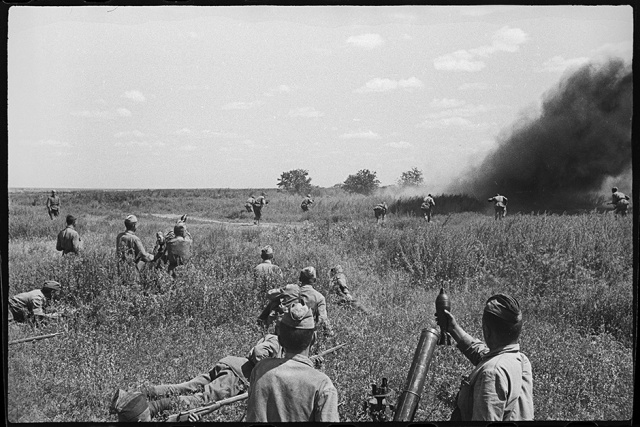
[8,332,63,345]
[311,343,346,361]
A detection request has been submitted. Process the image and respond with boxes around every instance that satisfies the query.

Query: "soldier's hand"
[313,355,325,369]
[187,413,201,422]
[435,309,457,333]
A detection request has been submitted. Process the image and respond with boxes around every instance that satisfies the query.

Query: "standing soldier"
[246,302,340,422]
[253,192,268,226]
[8,280,62,323]
[245,194,256,215]
[56,214,82,255]
[116,215,154,271]
[488,194,508,220]
[610,187,630,217]
[373,202,388,224]
[438,294,534,421]
[46,190,60,220]
[420,194,436,222]
[301,194,314,212]
[329,265,370,314]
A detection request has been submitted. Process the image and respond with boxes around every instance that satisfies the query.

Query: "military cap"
[281,301,315,329]
[299,266,317,284]
[124,215,138,226]
[612,187,618,192]
[109,389,151,422]
[42,280,61,292]
[51,190,57,194]
[66,214,76,224]
[174,221,187,235]
[484,293,522,324]
[261,245,274,256]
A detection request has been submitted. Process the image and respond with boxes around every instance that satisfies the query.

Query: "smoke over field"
[449,58,632,211]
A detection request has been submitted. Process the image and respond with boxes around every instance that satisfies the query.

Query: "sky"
[7,5,633,191]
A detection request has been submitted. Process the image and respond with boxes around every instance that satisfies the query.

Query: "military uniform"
[421,195,436,222]
[46,193,60,219]
[301,195,314,212]
[56,224,82,255]
[8,281,61,322]
[253,194,267,224]
[261,282,332,333]
[116,231,154,270]
[488,195,508,220]
[374,202,388,223]
[245,196,255,213]
[612,190,630,216]
[330,265,369,314]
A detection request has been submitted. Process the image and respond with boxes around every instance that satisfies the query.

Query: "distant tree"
[343,169,380,195]
[277,169,313,195]
[398,167,424,187]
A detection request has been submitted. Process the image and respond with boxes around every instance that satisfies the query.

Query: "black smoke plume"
[448,58,632,212]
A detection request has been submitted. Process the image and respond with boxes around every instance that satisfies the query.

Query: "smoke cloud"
[448,58,632,211]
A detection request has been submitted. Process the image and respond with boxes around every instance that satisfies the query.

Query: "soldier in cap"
[8,280,62,323]
[610,187,630,217]
[488,194,508,220]
[115,215,154,270]
[253,192,268,225]
[165,221,193,278]
[329,265,370,315]
[254,245,284,292]
[373,202,388,224]
[56,214,83,255]
[421,194,436,222]
[259,267,335,337]
[245,194,256,214]
[438,293,534,421]
[46,190,60,220]
[246,301,340,422]
[301,194,314,212]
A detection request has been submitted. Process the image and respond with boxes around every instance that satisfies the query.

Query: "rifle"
[169,343,347,422]
[9,332,64,345]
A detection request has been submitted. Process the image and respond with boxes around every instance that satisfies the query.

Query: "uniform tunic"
[246,354,340,422]
[116,230,153,262]
[9,289,48,321]
[56,225,82,255]
[254,260,284,280]
[454,333,534,421]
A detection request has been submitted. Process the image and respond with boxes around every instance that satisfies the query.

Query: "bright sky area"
[7,5,633,191]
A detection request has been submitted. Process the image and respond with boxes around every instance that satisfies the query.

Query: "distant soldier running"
[116,215,154,271]
[245,194,256,214]
[330,265,370,314]
[8,280,62,323]
[373,202,388,224]
[56,214,83,255]
[301,194,314,212]
[610,187,630,217]
[421,194,436,222]
[46,190,60,220]
[488,194,508,220]
[253,192,268,225]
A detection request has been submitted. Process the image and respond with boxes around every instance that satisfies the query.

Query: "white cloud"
[355,77,424,93]
[114,140,165,148]
[202,130,239,138]
[458,82,490,91]
[221,101,263,110]
[117,108,132,117]
[339,130,381,139]
[385,141,413,148]
[430,98,466,109]
[38,139,71,148]
[593,41,633,62]
[346,33,384,49]
[534,55,590,73]
[288,107,325,118]
[418,117,474,129]
[115,130,145,138]
[123,90,146,102]
[434,26,528,72]
[424,104,492,120]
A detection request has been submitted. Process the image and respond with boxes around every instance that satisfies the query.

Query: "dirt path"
[149,213,301,228]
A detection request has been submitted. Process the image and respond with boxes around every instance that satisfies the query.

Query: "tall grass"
[7,189,633,422]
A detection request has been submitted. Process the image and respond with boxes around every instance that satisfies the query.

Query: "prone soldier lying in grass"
[8,280,62,324]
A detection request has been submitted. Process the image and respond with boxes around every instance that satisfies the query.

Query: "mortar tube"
[393,327,440,422]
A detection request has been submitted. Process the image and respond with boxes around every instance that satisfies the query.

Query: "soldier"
[259,267,335,337]
[373,202,388,224]
[438,294,534,421]
[8,280,62,323]
[421,194,436,222]
[254,245,284,292]
[245,194,256,214]
[610,187,630,217]
[246,302,340,422]
[164,221,193,278]
[301,194,314,212]
[488,194,508,220]
[253,192,268,225]
[46,190,60,220]
[115,215,154,271]
[56,214,82,255]
[329,265,370,314]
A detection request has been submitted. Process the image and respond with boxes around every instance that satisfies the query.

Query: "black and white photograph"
[5,4,634,423]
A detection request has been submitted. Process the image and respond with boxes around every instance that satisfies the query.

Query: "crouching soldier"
[330,265,370,314]
[373,202,388,224]
[301,194,314,212]
[246,301,340,422]
[9,280,62,323]
[165,221,193,278]
[111,327,284,422]
[610,187,630,217]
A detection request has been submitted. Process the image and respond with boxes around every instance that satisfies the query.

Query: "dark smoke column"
[449,58,632,211]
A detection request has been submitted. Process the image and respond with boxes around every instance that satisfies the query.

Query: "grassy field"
[6,188,634,422]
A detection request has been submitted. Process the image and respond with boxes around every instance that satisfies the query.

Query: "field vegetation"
[6,188,634,422]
